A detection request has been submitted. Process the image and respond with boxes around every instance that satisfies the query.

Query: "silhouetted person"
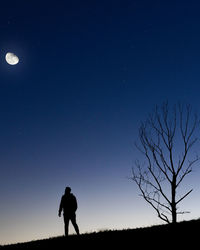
[58,186,80,236]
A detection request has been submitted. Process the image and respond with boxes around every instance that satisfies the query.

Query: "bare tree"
[132,102,199,224]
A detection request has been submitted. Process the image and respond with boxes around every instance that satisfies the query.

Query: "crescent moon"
[5,52,19,65]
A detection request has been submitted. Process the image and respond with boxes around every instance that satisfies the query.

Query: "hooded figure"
[58,187,80,236]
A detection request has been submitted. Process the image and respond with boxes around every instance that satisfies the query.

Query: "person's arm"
[74,196,78,211]
[58,196,63,217]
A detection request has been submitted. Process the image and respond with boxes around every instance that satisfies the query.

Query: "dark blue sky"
[1,0,200,244]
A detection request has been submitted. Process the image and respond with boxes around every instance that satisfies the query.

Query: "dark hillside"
[1,219,199,249]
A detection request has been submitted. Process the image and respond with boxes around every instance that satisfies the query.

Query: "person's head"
[65,186,71,195]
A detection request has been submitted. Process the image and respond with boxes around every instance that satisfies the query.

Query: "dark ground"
[1,219,199,249]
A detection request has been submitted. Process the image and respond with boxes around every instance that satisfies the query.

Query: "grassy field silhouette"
[1,219,199,249]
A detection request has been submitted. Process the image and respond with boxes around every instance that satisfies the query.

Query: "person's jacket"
[59,193,78,215]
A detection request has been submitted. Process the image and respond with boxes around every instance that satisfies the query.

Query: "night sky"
[1,0,200,245]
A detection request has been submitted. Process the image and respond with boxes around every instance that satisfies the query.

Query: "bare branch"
[132,102,199,224]
[176,189,193,205]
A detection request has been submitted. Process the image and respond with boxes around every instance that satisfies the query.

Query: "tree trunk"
[172,204,177,223]
[171,175,177,224]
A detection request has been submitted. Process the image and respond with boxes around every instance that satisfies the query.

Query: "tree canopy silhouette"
[132,102,199,223]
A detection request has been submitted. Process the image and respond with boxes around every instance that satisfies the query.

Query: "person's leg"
[63,215,70,236]
[70,213,80,235]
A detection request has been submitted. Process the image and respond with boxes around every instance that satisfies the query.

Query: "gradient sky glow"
[1,0,200,245]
